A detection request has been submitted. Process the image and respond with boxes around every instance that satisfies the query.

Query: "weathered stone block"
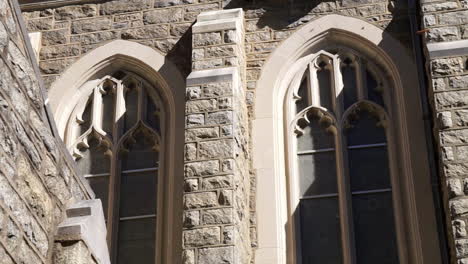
[182,249,195,264]
[427,27,459,42]
[206,45,237,58]
[438,111,453,128]
[185,160,219,177]
[456,239,468,257]
[121,25,168,40]
[184,210,200,227]
[199,139,234,159]
[55,4,97,20]
[183,227,220,247]
[27,17,53,31]
[438,10,468,26]
[451,198,468,216]
[185,143,197,161]
[422,2,458,12]
[441,130,468,145]
[185,178,199,192]
[53,241,91,264]
[450,76,468,89]
[454,219,467,238]
[185,127,219,141]
[71,17,112,34]
[186,99,217,113]
[198,246,234,263]
[431,58,464,76]
[203,82,232,97]
[42,29,68,45]
[202,208,233,224]
[435,90,468,109]
[206,111,233,125]
[193,32,222,47]
[100,0,152,15]
[448,178,463,197]
[454,110,468,126]
[40,58,75,74]
[445,163,468,177]
[184,192,218,209]
[143,8,183,24]
[202,175,232,189]
[193,58,223,70]
[186,114,204,127]
[40,44,80,60]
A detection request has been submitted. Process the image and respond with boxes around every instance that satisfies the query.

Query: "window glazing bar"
[84,172,110,178]
[121,167,159,174]
[297,148,335,155]
[351,188,392,195]
[300,193,339,200]
[119,214,156,221]
[347,142,387,150]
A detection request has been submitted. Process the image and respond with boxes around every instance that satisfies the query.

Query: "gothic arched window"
[290,49,400,263]
[65,71,163,264]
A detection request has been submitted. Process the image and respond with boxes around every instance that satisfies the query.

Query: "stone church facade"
[0,0,468,263]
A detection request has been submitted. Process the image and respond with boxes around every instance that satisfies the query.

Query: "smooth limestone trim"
[427,39,468,59]
[192,8,244,33]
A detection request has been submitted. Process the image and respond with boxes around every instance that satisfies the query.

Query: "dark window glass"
[352,192,399,264]
[124,88,139,132]
[121,130,158,170]
[299,151,337,196]
[117,218,156,264]
[346,111,386,146]
[348,147,391,192]
[77,138,110,176]
[317,67,333,110]
[102,89,115,139]
[79,99,92,135]
[366,70,385,108]
[300,197,343,264]
[297,116,334,151]
[296,77,309,114]
[342,64,357,109]
[119,171,157,217]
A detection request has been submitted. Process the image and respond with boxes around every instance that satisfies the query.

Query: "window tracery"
[290,49,400,263]
[65,70,163,264]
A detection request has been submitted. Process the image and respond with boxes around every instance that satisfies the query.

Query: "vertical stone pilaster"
[182,9,251,264]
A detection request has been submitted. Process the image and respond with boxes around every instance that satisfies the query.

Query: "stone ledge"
[193,8,244,34]
[427,39,468,59]
[56,199,109,264]
[187,67,239,86]
[19,0,104,11]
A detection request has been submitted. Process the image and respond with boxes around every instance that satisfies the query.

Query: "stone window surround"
[46,39,186,264]
[252,14,443,264]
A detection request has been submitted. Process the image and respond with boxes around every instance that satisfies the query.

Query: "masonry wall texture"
[0,1,96,264]
[0,0,463,262]
[420,0,468,263]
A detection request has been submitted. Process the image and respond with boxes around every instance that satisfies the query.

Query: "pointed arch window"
[289,49,401,263]
[65,71,163,264]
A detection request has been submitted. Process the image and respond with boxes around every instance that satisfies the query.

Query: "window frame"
[285,49,408,264]
[47,40,186,264]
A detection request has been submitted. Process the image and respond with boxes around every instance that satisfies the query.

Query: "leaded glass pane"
[119,171,157,217]
[348,147,391,192]
[317,67,333,110]
[342,64,357,109]
[297,116,334,151]
[352,192,399,264]
[121,131,158,170]
[102,89,114,139]
[76,138,110,176]
[124,88,138,132]
[346,111,386,146]
[79,100,92,135]
[300,197,343,264]
[299,151,337,196]
[117,218,156,264]
[366,70,385,108]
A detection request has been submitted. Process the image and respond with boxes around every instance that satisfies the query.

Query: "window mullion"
[91,85,106,136]
[108,80,125,263]
[137,81,147,122]
[335,130,357,264]
[332,55,343,118]
[355,58,366,101]
[307,63,319,107]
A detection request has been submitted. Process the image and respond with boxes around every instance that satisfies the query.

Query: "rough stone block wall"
[21,0,224,87]
[182,9,251,264]
[0,0,94,263]
[420,0,468,263]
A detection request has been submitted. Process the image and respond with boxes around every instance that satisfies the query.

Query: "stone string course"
[0,1,95,264]
[421,0,468,263]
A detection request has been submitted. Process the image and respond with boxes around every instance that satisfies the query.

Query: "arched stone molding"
[48,39,185,264]
[253,14,442,264]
